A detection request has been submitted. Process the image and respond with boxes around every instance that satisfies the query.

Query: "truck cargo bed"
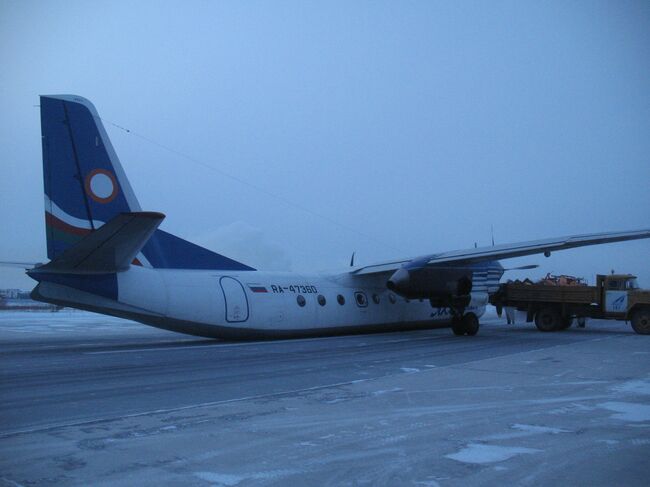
[500,283,599,305]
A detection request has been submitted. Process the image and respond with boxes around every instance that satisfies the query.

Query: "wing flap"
[37,212,165,273]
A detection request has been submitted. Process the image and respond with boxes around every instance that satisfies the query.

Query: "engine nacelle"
[386,266,473,300]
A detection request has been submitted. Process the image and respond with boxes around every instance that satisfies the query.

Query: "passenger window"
[297,295,306,307]
[355,292,368,308]
[337,294,345,305]
[317,295,326,306]
[389,293,396,304]
[372,294,380,304]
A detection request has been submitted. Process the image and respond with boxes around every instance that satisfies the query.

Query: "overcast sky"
[1,0,649,290]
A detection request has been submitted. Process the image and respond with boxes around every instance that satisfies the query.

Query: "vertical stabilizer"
[40,95,140,259]
[39,95,254,271]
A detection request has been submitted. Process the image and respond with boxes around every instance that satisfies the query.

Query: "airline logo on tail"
[85,169,119,204]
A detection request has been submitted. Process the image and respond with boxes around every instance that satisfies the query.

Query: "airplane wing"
[351,229,650,276]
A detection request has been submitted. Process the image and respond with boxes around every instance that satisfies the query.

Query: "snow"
[613,378,650,396]
[3,313,649,485]
[511,424,571,434]
[445,443,540,464]
[598,402,650,422]
[481,423,572,441]
[194,472,243,486]
[194,470,298,486]
[372,387,403,396]
[598,439,620,445]
[0,310,152,335]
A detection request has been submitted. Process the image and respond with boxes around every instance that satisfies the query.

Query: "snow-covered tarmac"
[1,310,649,486]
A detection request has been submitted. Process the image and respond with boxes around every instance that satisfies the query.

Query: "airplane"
[27,95,650,339]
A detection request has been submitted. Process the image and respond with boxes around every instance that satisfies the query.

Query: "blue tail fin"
[40,95,254,271]
[40,95,139,258]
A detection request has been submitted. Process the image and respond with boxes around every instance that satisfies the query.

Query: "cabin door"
[220,277,249,322]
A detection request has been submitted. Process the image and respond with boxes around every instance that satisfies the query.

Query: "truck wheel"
[559,317,573,330]
[535,307,561,332]
[631,308,650,335]
[451,316,465,336]
[462,313,479,336]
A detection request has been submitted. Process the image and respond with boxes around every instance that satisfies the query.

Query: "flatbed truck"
[489,274,650,335]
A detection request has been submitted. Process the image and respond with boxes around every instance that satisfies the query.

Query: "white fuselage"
[109,266,487,338]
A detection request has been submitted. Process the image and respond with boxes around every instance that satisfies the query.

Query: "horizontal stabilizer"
[37,212,165,273]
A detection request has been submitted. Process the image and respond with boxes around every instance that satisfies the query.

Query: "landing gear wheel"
[462,313,479,336]
[535,307,561,332]
[451,313,479,336]
[452,316,465,336]
[631,308,650,335]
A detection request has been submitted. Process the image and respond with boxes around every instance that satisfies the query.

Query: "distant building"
[0,289,23,299]
[0,288,62,311]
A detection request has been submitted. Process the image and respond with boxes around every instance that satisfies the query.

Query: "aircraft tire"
[451,317,465,336]
[631,307,650,335]
[462,313,479,336]
[535,307,561,332]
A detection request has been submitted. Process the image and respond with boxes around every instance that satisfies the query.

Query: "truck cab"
[597,274,639,291]
[597,274,637,316]
[596,274,650,333]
